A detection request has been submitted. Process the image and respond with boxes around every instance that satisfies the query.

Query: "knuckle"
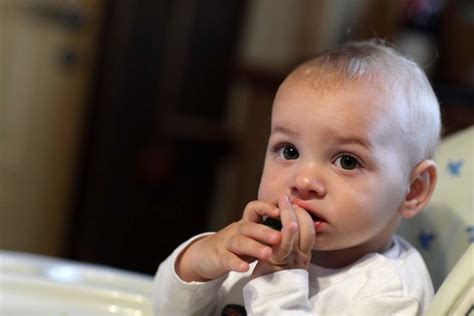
[246,200,257,208]
[239,222,248,233]
[235,222,245,235]
[229,235,242,250]
[229,222,242,234]
[243,200,257,213]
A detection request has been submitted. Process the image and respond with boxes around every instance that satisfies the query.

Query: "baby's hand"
[252,194,316,278]
[175,201,282,282]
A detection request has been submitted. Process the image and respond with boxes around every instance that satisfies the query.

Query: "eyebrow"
[271,125,301,137]
[323,130,372,149]
[272,125,372,149]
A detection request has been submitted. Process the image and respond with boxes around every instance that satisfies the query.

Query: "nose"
[290,164,326,199]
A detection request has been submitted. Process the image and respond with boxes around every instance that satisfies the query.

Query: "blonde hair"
[291,39,441,166]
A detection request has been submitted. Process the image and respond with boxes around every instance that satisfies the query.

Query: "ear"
[399,159,437,219]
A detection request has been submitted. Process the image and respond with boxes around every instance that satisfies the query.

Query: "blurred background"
[0,0,472,277]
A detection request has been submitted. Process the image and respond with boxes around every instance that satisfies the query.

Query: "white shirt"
[153,234,433,315]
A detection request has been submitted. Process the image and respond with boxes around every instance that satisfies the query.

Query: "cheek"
[379,166,409,209]
[351,175,405,225]
[257,168,279,202]
[336,188,390,241]
[375,149,411,206]
[338,184,377,215]
[336,177,390,220]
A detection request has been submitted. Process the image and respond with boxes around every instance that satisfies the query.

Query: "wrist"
[251,254,311,279]
[251,261,283,279]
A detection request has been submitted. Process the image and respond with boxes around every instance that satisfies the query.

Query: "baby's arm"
[176,201,282,282]
[154,201,281,315]
[153,233,226,316]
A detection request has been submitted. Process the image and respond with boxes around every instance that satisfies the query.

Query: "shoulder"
[310,236,433,311]
[310,236,433,300]
[340,235,433,309]
[385,235,434,304]
[352,235,433,296]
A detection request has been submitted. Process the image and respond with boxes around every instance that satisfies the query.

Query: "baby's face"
[258,77,411,256]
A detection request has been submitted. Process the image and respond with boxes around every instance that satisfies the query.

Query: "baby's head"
[258,40,441,266]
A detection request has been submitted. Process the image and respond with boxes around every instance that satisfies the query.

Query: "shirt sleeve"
[152,233,227,316]
[243,269,314,315]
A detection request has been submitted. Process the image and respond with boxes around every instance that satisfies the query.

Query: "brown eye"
[282,145,299,160]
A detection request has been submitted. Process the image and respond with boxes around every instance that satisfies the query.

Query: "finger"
[276,222,298,258]
[238,221,281,246]
[294,205,316,254]
[222,252,250,273]
[227,235,273,261]
[242,200,280,223]
[279,194,298,228]
[274,194,298,258]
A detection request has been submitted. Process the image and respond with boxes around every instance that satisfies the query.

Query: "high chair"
[425,244,473,316]
[397,126,473,314]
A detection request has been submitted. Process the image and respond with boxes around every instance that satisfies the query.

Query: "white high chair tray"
[0,251,154,315]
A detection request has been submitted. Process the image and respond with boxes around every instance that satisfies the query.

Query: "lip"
[291,198,327,224]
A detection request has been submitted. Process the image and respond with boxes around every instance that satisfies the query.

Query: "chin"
[312,242,335,251]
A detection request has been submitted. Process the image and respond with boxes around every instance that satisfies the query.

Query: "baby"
[153,40,441,315]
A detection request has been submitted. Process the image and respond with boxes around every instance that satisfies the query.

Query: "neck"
[310,237,394,269]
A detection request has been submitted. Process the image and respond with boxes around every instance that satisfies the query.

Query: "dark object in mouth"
[262,217,282,231]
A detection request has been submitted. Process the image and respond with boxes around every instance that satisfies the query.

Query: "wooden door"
[0,0,103,256]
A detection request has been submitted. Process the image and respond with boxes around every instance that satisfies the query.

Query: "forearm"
[153,233,226,315]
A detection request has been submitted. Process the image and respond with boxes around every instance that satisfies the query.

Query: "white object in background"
[425,244,474,316]
[0,251,154,315]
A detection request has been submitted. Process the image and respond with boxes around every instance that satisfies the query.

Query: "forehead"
[273,75,391,117]
[271,76,404,147]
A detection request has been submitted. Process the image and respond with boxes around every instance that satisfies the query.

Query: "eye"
[274,144,299,160]
[282,145,299,160]
[334,154,360,170]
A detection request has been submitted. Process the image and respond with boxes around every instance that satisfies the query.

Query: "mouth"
[291,198,327,231]
[308,212,325,223]
[309,213,326,233]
